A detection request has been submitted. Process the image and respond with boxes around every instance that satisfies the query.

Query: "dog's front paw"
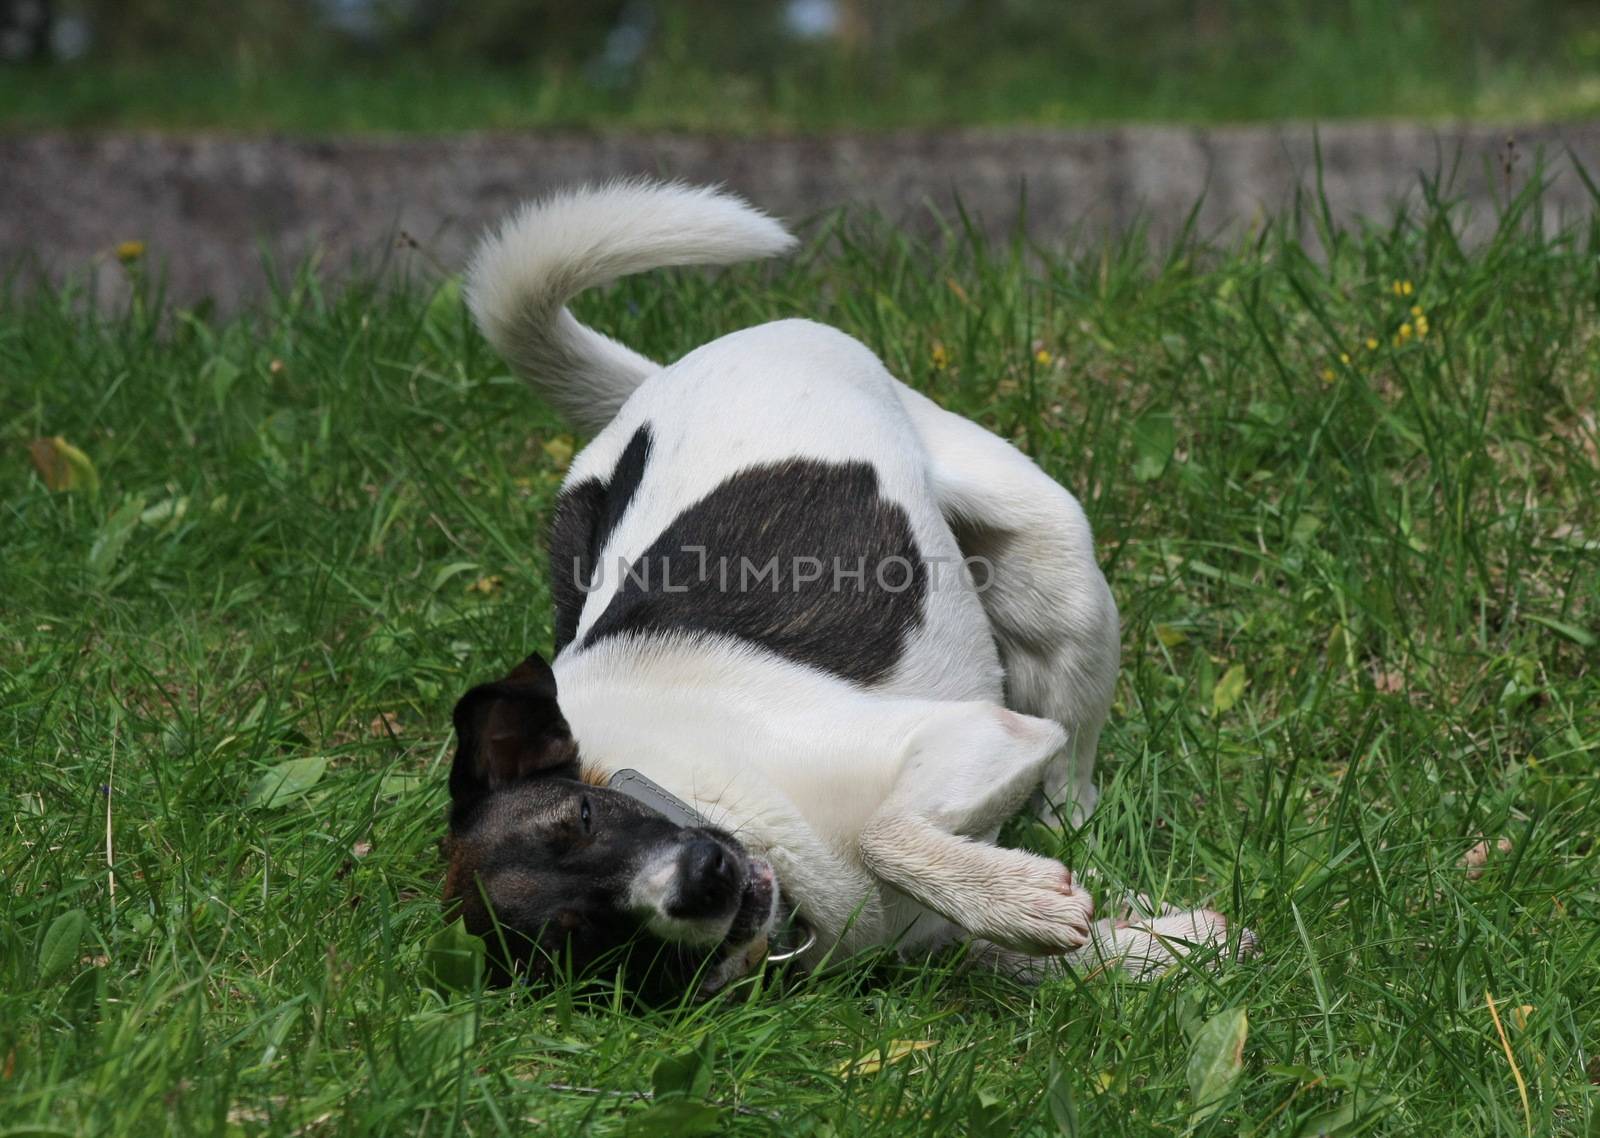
[973,851,1095,955]
[1084,908,1261,978]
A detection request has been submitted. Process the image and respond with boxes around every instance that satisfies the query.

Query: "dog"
[441,180,1253,997]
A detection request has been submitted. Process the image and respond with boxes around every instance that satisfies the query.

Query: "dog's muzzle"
[610,769,813,973]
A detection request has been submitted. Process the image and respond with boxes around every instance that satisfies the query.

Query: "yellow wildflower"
[1410,305,1424,318]
[1339,352,1351,365]
[931,343,949,370]
[115,240,146,263]
[1365,337,1379,351]
[1320,367,1336,383]
[1034,348,1053,366]
[541,435,575,470]
[1399,323,1413,339]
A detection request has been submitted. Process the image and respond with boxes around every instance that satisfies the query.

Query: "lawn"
[8,0,1600,134]
[6,54,1600,134]
[2,183,1597,1135]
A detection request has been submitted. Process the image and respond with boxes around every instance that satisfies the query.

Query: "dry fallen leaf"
[1372,667,1405,694]
[28,436,99,493]
[351,841,372,860]
[1485,992,1532,1135]
[1212,663,1248,714]
[466,575,503,595]
[369,711,403,738]
[1154,623,1188,648]
[834,1040,937,1078]
[1187,1007,1248,1125]
[1461,836,1514,879]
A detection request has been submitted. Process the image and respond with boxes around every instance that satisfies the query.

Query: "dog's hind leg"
[964,906,1260,981]
[896,386,1119,826]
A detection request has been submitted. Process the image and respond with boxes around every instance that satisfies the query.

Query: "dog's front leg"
[861,813,1094,953]
[857,702,1094,954]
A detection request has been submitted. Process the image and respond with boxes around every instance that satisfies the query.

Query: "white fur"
[466,179,796,433]
[973,908,1260,982]
[626,847,727,947]
[468,180,1252,978]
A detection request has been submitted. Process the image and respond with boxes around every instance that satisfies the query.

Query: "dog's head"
[441,654,778,998]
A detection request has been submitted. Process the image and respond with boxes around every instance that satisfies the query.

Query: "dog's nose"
[671,838,740,917]
[684,838,734,889]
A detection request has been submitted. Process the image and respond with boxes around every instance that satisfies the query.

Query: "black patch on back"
[582,459,926,686]
[549,426,652,653]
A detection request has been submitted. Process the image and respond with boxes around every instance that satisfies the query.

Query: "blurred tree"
[12,0,1600,131]
[0,0,53,61]
[75,0,320,66]
[408,0,628,67]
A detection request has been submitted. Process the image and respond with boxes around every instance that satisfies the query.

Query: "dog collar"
[607,768,705,829]
[607,768,816,964]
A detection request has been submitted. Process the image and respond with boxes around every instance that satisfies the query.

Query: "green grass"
[11,0,1600,136]
[2,181,1598,1135]
[7,55,1600,133]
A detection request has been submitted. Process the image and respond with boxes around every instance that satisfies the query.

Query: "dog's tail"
[466,179,796,433]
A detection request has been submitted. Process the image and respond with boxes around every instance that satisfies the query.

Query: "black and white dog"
[442,180,1252,996]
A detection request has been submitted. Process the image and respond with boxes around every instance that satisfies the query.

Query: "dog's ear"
[449,654,578,808]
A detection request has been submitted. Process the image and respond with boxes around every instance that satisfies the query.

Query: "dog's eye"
[579,796,592,833]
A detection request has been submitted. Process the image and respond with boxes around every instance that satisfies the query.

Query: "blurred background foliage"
[5,0,1600,129]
